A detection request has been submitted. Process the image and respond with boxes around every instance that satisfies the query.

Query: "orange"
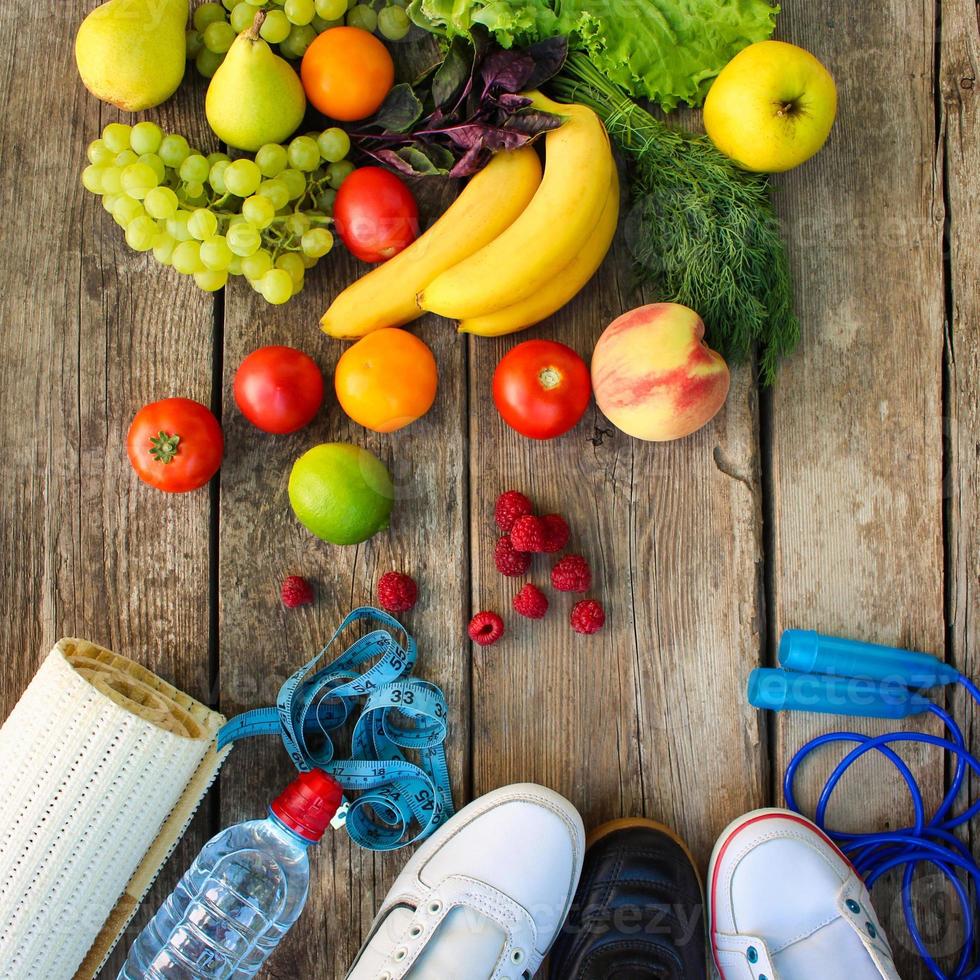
[334,328,438,432]
[300,27,394,122]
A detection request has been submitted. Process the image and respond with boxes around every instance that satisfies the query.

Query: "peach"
[591,303,730,441]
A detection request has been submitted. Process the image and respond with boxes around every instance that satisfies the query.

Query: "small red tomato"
[234,345,324,434]
[127,397,223,493]
[493,340,591,440]
[333,167,419,263]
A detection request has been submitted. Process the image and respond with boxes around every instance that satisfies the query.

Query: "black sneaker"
[549,818,707,979]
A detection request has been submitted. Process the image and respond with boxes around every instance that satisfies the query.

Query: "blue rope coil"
[785,676,980,980]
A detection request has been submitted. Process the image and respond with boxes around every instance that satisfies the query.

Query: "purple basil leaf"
[480,48,536,96]
[395,145,450,176]
[494,92,534,111]
[370,148,425,177]
[503,109,565,135]
[524,35,569,89]
[367,83,425,134]
[449,144,491,177]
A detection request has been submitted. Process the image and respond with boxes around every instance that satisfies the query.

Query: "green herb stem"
[553,53,798,384]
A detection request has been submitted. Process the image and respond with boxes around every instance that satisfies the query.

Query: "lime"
[288,443,393,545]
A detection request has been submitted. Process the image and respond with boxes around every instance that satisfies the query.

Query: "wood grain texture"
[769,3,946,975]
[0,1,219,976]
[467,226,767,871]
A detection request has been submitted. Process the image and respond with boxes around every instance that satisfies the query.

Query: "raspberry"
[540,514,570,553]
[377,571,418,613]
[551,554,592,592]
[494,490,534,533]
[570,599,605,634]
[513,583,549,619]
[510,515,548,553]
[494,536,532,577]
[468,611,505,646]
[281,575,315,608]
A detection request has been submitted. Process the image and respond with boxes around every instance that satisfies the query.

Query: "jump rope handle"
[747,668,933,719]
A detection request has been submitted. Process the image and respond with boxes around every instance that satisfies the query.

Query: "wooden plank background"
[0,1,975,979]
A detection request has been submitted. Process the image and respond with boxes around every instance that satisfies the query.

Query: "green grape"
[285,212,310,236]
[153,233,177,265]
[186,28,204,57]
[125,215,159,251]
[102,193,120,214]
[138,152,166,183]
[301,227,334,257]
[222,0,243,10]
[196,47,225,77]
[179,154,211,184]
[209,159,231,193]
[245,0,265,7]
[276,252,305,287]
[144,186,180,219]
[377,5,410,39]
[327,159,355,189]
[279,168,307,199]
[314,0,347,19]
[260,9,291,41]
[301,252,318,268]
[227,222,262,256]
[200,235,234,271]
[224,159,262,197]
[159,134,191,168]
[188,207,219,239]
[241,194,276,227]
[193,2,226,31]
[203,20,237,52]
[115,149,139,168]
[258,178,289,209]
[281,23,315,56]
[208,151,231,165]
[195,269,228,291]
[260,268,293,304]
[183,181,207,202]
[131,122,164,155]
[346,4,377,31]
[241,248,273,280]
[121,162,159,199]
[172,240,204,274]
[81,165,105,194]
[229,254,244,275]
[316,127,350,163]
[287,136,320,172]
[113,196,145,226]
[99,167,122,194]
[103,123,132,153]
[315,187,336,213]
[87,139,114,166]
[230,1,255,30]
[284,0,315,25]
[255,143,288,177]
[167,211,193,241]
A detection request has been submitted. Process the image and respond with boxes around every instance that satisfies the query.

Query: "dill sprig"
[551,53,798,384]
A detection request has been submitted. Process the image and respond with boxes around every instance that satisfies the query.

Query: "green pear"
[75,0,188,111]
[205,11,306,152]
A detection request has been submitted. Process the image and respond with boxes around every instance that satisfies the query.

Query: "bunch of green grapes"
[187,0,411,78]
[81,121,354,304]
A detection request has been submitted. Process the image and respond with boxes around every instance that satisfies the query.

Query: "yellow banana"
[419,92,614,320]
[458,168,620,337]
[320,146,543,339]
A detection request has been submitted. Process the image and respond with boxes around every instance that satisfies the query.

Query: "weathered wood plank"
[0,2,219,976]
[769,4,946,976]
[217,181,469,978]
[466,226,767,867]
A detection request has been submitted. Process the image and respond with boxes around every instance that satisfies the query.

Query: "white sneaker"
[708,808,900,980]
[346,783,585,980]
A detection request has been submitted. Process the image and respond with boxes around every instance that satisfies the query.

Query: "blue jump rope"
[750,631,980,980]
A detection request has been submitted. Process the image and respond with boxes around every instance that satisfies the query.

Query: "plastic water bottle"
[118,769,343,979]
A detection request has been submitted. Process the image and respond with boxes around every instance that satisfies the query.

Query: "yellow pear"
[75,0,188,111]
[205,11,306,152]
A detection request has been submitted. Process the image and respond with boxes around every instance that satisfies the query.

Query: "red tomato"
[127,398,223,493]
[234,345,324,434]
[492,340,591,440]
[333,167,419,263]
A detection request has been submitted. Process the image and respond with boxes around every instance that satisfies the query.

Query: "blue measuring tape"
[217,606,454,851]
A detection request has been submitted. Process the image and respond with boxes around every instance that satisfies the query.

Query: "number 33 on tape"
[217,606,454,851]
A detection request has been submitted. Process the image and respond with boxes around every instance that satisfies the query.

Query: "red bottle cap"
[270,769,344,842]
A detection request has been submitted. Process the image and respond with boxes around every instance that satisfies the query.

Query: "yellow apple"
[704,40,837,173]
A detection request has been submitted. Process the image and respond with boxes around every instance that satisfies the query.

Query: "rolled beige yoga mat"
[0,638,229,979]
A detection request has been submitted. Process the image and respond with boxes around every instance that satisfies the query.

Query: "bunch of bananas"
[320,92,619,339]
